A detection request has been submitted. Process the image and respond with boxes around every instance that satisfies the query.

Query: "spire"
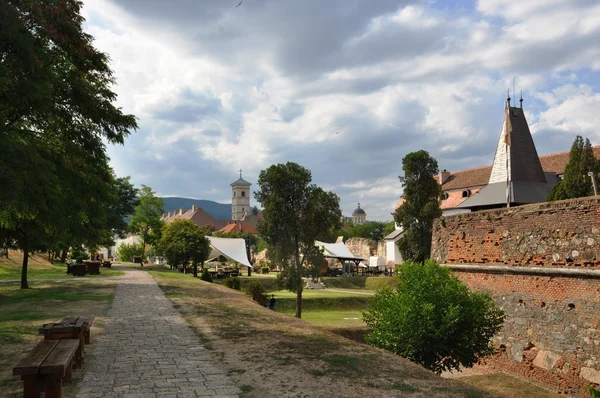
[519,91,523,109]
[357,202,361,208]
[507,89,511,107]
[239,168,243,178]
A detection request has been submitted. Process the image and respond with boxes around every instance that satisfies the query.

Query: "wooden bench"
[101,261,111,268]
[60,315,94,345]
[13,339,79,398]
[84,261,101,275]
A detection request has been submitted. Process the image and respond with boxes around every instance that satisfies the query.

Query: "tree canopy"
[255,162,341,318]
[157,219,211,278]
[129,185,164,260]
[1,0,137,288]
[363,260,505,374]
[547,136,599,201]
[393,150,442,262]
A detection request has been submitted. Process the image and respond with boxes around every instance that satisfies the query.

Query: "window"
[234,192,236,197]
[241,191,246,197]
[442,192,449,200]
[462,190,471,198]
[242,208,245,213]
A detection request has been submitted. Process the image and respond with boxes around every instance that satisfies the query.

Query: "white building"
[231,169,251,221]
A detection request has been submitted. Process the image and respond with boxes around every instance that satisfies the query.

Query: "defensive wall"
[431,197,600,396]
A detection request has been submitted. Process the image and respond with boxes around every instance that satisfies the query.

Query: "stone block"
[509,344,524,362]
[532,350,560,370]
[580,367,600,384]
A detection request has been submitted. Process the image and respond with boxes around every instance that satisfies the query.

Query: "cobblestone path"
[77,268,240,398]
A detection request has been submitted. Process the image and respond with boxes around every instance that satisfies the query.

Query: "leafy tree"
[383,221,396,237]
[363,260,505,374]
[0,0,137,288]
[116,242,144,263]
[129,185,164,259]
[547,136,599,201]
[393,150,442,262]
[250,206,259,216]
[157,219,211,278]
[255,162,341,318]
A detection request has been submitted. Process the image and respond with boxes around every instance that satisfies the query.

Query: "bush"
[200,268,213,283]
[116,242,143,262]
[245,280,268,306]
[363,260,505,374]
[68,246,89,261]
[224,277,241,290]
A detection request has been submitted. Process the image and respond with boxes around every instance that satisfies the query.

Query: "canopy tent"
[207,236,252,268]
[315,241,367,269]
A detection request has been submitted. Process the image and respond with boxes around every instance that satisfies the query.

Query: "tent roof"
[207,236,252,267]
[315,241,367,261]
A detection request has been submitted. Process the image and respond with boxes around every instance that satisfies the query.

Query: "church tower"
[231,169,251,221]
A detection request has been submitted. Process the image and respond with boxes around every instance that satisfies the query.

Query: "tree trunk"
[193,263,198,278]
[295,251,303,319]
[60,249,68,264]
[21,236,30,289]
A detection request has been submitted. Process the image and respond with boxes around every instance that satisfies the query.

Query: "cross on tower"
[239,168,243,178]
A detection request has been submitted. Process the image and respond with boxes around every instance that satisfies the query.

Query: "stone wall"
[431,197,600,395]
[455,270,600,395]
[345,238,385,259]
[431,197,600,267]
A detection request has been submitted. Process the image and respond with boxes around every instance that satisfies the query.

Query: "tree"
[157,219,211,278]
[129,185,164,260]
[393,150,442,262]
[255,162,342,318]
[547,136,599,201]
[363,260,505,374]
[0,0,137,288]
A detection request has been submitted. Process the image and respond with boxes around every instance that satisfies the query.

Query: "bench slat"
[39,339,79,375]
[13,340,59,376]
[60,316,78,324]
[78,315,95,328]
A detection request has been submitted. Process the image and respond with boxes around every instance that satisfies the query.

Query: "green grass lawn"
[0,262,124,280]
[0,280,116,397]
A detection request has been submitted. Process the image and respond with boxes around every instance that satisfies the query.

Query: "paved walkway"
[77,268,240,398]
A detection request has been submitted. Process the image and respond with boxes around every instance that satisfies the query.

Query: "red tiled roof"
[217,223,257,234]
[441,145,600,191]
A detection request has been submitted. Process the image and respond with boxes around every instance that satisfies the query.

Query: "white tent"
[369,256,386,270]
[207,236,252,268]
[315,241,367,268]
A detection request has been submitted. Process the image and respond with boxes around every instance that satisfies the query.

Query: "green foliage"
[224,277,241,290]
[68,246,89,261]
[129,185,164,259]
[0,0,137,288]
[157,219,211,278]
[200,268,213,283]
[363,260,505,374]
[393,150,442,262]
[548,136,600,201]
[245,280,268,306]
[339,221,393,242]
[255,162,342,318]
[116,242,144,263]
[589,386,600,398]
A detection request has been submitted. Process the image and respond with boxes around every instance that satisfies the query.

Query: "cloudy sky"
[81,0,600,220]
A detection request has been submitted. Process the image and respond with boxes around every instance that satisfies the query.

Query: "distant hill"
[161,197,231,221]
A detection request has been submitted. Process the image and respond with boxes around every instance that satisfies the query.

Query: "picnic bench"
[38,315,94,368]
[84,261,101,275]
[66,263,86,277]
[13,339,79,398]
[101,260,112,268]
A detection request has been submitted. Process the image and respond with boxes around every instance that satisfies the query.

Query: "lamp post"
[588,172,598,196]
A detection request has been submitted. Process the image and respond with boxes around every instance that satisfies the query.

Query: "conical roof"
[230,170,251,186]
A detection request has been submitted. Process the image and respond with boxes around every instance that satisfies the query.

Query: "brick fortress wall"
[431,197,600,395]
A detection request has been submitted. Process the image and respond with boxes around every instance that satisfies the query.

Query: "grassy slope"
[147,265,492,398]
[0,280,116,397]
[0,251,124,280]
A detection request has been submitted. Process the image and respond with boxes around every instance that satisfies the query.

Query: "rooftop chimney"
[179,208,183,216]
[167,211,171,217]
[437,170,450,185]
[192,204,196,212]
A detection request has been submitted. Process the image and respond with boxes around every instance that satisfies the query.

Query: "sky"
[81,0,600,221]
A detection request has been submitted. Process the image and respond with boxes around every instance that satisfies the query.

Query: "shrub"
[116,242,143,262]
[224,277,241,290]
[200,268,213,283]
[68,246,89,261]
[363,260,505,374]
[245,280,268,306]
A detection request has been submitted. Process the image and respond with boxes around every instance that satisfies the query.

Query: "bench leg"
[84,330,90,344]
[74,337,84,369]
[21,375,40,398]
[64,360,73,383]
[45,374,62,398]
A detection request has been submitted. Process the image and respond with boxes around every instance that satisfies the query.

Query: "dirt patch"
[151,270,493,398]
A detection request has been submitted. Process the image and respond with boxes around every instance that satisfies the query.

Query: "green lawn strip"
[0,263,124,280]
[273,290,372,312]
[0,284,113,305]
[321,276,398,290]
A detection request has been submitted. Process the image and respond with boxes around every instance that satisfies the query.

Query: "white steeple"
[231,169,251,221]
